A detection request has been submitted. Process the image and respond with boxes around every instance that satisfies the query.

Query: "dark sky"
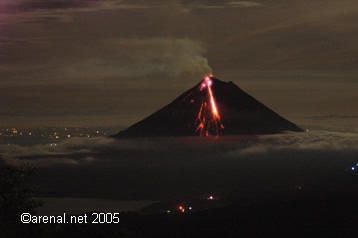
[1,0,358,131]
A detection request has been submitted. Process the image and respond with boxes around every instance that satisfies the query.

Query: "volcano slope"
[115,77,302,137]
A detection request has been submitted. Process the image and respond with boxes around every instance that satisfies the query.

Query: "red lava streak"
[196,74,224,136]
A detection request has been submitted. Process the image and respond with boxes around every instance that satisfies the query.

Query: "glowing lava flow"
[196,75,224,136]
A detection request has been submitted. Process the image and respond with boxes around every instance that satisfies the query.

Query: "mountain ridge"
[115,77,303,137]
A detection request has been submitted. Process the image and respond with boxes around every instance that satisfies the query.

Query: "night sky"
[1,0,358,131]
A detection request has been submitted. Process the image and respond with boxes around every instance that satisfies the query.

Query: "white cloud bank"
[1,130,358,167]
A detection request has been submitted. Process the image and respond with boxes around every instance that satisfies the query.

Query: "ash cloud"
[65,38,212,79]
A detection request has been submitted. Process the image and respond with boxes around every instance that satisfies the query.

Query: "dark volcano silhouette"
[115,77,302,137]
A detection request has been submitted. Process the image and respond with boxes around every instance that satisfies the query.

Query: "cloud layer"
[2,130,358,167]
[1,130,358,200]
[0,0,262,14]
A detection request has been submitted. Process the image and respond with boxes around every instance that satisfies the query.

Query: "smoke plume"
[66,38,212,79]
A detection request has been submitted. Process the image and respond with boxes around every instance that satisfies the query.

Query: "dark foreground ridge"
[115,77,302,137]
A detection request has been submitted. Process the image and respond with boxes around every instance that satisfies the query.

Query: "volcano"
[115,76,302,137]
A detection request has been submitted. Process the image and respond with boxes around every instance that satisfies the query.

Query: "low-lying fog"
[1,130,358,202]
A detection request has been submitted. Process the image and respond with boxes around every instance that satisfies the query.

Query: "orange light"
[178,205,185,213]
[195,74,224,136]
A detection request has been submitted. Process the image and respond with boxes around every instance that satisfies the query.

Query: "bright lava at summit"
[196,74,224,136]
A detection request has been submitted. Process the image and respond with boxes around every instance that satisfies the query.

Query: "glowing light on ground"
[178,205,185,213]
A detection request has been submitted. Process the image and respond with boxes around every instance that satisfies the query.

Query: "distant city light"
[351,163,358,173]
[178,205,185,213]
[0,127,111,143]
[11,128,18,134]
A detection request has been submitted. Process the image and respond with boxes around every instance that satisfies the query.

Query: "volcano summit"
[116,76,302,137]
